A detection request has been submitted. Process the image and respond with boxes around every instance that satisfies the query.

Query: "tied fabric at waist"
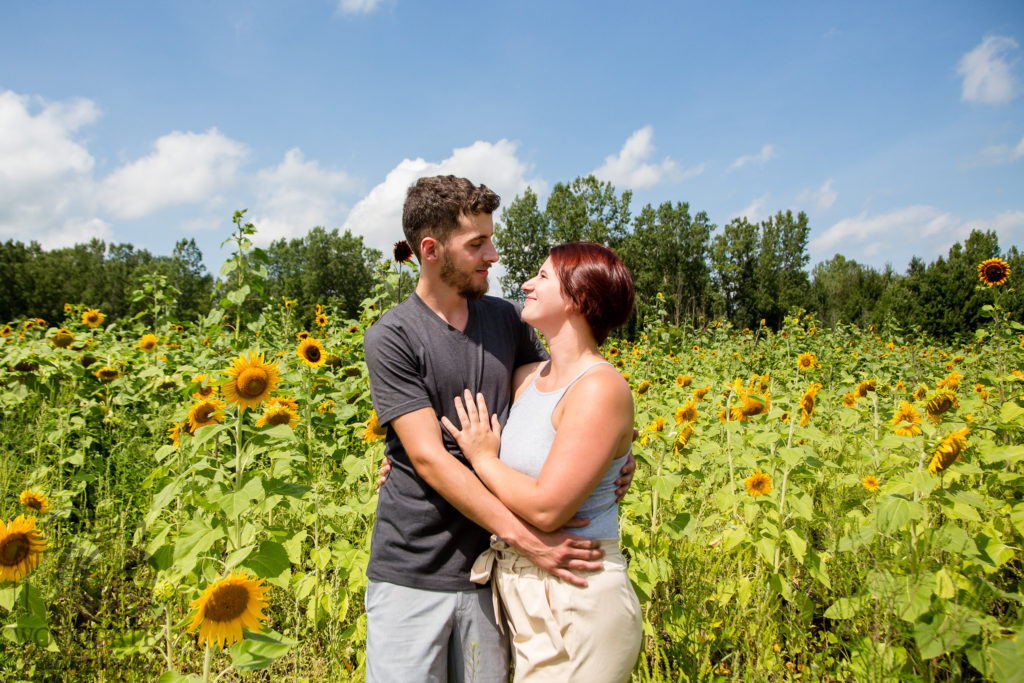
[469,536,623,636]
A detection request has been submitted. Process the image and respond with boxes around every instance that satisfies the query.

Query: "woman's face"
[521,257,571,328]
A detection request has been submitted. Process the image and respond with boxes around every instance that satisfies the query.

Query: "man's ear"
[420,236,440,263]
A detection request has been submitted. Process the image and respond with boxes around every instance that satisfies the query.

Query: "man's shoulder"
[476,294,523,318]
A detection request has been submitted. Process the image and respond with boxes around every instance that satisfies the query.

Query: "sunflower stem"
[234,407,245,550]
[725,390,737,519]
[164,607,174,670]
[202,642,213,683]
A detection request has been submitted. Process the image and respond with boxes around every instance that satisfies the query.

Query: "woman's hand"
[440,390,501,466]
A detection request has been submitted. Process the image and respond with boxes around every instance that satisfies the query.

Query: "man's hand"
[376,456,391,488]
[509,525,604,588]
[614,449,637,502]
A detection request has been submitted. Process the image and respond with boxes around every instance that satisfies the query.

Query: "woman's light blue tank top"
[499,361,628,540]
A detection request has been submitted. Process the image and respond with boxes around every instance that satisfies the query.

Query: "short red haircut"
[549,242,634,345]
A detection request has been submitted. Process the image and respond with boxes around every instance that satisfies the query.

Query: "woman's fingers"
[439,415,459,437]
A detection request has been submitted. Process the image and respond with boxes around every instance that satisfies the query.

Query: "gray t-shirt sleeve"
[363,318,432,427]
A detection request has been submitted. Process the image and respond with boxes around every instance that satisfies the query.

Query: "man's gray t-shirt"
[363,292,548,591]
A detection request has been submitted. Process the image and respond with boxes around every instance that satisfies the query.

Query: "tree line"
[2,176,1020,341]
[495,175,1023,340]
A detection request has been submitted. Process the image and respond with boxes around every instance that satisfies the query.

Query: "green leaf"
[913,609,981,659]
[240,541,291,589]
[225,545,256,570]
[0,585,17,612]
[824,596,864,620]
[785,529,807,563]
[663,512,694,540]
[156,670,202,683]
[220,259,238,277]
[933,568,956,600]
[1000,400,1024,424]
[876,496,924,534]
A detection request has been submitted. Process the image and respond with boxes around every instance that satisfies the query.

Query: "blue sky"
[1,1,1022,279]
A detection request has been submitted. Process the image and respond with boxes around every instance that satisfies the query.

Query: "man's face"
[438,212,499,300]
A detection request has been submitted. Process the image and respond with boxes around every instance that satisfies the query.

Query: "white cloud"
[957,35,1020,104]
[728,144,775,171]
[969,135,1024,166]
[250,148,361,245]
[337,0,384,14]
[99,128,248,219]
[809,205,1024,266]
[0,90,105,243]
[592,126,693,188]
[38,217,115,250]
[737,193,770,223]
[797,178,837,212]
[342,139,546,254]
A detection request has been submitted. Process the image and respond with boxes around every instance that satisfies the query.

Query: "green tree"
[545,175,632,247]
[494,187,549,299]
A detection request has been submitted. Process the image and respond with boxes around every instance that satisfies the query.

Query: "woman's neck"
[537,317,603,387]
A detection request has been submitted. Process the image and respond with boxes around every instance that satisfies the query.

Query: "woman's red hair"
[549,242,634,345]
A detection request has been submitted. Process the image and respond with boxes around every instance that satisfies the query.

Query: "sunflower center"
[204,584,249,622]
[985,264,1004,280]
[267,410,292,426]
[305,347,321,362]
[197,386,214,398]
[0,535,29,567]
[238,369,268,398]
[196,405,216,423]
[25,498,42,511]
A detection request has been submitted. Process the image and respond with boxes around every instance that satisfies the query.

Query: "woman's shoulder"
[568,362,632,406]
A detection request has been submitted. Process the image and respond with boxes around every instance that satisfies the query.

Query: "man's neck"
[415,278,471,331]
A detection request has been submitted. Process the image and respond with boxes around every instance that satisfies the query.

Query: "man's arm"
[390,407,603,587]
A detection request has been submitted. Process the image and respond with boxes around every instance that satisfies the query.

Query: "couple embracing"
[363,175,642,682]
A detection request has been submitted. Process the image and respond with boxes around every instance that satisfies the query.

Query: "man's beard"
[440,250,489,300]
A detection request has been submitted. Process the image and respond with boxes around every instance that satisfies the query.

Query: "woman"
[441,241,641,682]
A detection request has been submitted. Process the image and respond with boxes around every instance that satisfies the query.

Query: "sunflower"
[842,392,857,407]
[693,386,711,402]
[393,240,414,263]
[362,411,387,442]
[13,360,39,373]
[94,367,119,382]
[929,427,969,474]
[975,383,989,400]
[925,390,958,424]
[282,297,296,308]
[168,421,185,447]
[0,325,11,338]
[692,345,700,353]
[267,396,299,411]
[636,380,651,396]
[298,337,326,368]
[937,371,962,392]
[222,352,279,410]
[855,379,876,398]
[138,334,158,352]
[191,373,217,400]
[745,470,773,498]
[913,385,928,401]
[63,303,73,313]
[675,401,697,425]
[675,375,692,388]
[187,571,270,649]
[79,355,98,368]
[800,383,822,426]
[316,313,328,328]
[608,346,620,357]
[862,476,880,492]
[675,424,695,451]
[82,308,104,327]
[19,489,49,514]
[296,331,309,341]
[797,352,818,372]
[648,416,666,432]
[978,258,1010,287]
[255,404,299,429]
[22,320,35,331]
[891,401,923,436]
[318,400,336,414]
[52,329,74,348]
[188,399,225,432]
[0,515,47,582]
[739,392,770,419]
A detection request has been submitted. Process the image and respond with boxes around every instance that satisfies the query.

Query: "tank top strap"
[563,360,613,391]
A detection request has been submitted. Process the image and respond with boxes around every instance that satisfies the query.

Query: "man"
[362,175,633,682]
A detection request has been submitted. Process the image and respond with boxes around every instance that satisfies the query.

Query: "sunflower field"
[1,242,1022,682]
